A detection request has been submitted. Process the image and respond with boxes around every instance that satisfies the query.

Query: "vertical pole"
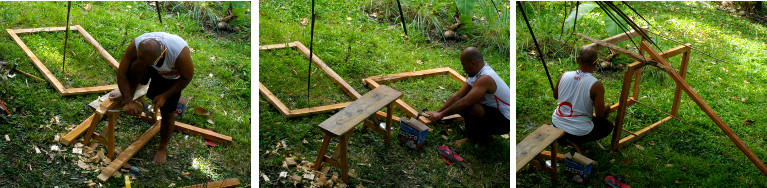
[518,1,556,97]
[671,50,690,116]
[611,66,635,150]
[307,0,315,102]
[551,140,558,185]
[395,0,408,36]
[155,1,163,24]
[62,1,72,75]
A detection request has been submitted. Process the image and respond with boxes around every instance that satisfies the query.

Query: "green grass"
[517,1,767,186]
[259,0,510,187]
[0,1,250,186]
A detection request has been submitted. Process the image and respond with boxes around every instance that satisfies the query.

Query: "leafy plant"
[455,0,476,24]
[564,2,628,36]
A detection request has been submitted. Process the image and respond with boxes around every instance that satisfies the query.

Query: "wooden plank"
[538,150,565,160]
[671,51,690,116]
[98,122,162,182]
[583,26,648,50]
[258,42,298,50]
[257,81,291,116]
[610,66,635,150]
[641,41,767,176]
[516,124,565,172]
[174,122,233,143]
[287,102,353,118]
[576,33,647,63]
[61,113,103,145]
[63,84,118,96]
[364,78,432,124]
[6,29,66,93]
[319,86,402,136]
[446,68,468,83]
[9,26,75,34]
[75,25,120,69]
[182,178,241,188]
[619,116,673,147]
[293,41,362,98]
[365,68,451,83]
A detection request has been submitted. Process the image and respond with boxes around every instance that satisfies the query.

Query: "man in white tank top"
[427,47,510,145]
[115,32,195,165]
[551,47,612,144]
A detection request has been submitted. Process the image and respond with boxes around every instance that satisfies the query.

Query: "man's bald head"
[577,46,598,67]
[136,39,163,66]
[460,47,486,76]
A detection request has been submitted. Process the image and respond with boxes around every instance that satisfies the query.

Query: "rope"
[518,1,556,96]
[63,2,72,75]
[307,0,315,101]
[396,0,408,36]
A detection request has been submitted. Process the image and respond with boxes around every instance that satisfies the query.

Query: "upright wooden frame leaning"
[7,25,120,96]
[362,67,466,125]
[574,27,767,176]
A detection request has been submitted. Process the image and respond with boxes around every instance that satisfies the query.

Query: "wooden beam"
[365,68,452,83]
[516,124,565,172]
[98,122,162,182]
[287,102,353,118]
[74,25,119,69]
[576,33,647,63]
[258,41,298,50]
[538,150,565,160]
[61,113,103,145]
[174,122,233,143]
[610,65,636,150]
[257,81,291,116]
[182,178,241,188]
[446,68,468,83]
[583,26,649,50]
[618,116,673,147]
[63,84,118,96]
[318,86,401,136]
[6,29,66,93]
[364,78,432,124]
[9,26,76,34]
[641,41,767,176]
[294,42,362,99]
[671,51,690,116]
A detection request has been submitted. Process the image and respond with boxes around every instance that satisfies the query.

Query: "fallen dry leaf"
[300,17,309,26]
[207,119,215,125]
[416,60,423,64]
[291,175,302,182]
[5,134,9,141]
[262,174,271,183]
[193,107,210,116]
[743,120,756,125]
[635,144,645,151]
[34,145,41,154]
[346,17,352,21]
[83,3,91,11]
[666,164,673,167]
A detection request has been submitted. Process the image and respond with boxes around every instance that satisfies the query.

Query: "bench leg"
[385,103,393,145]
[338,132,351,182]
[83,114,103,145]
[313,134,332,171]
[106,113,117,160]
[551,139,558,185]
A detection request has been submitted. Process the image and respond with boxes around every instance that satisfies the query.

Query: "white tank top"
[466,64,510,120]
[135,32,188,80]
[551,70,598,136]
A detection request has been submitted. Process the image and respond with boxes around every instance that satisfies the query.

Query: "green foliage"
[564,2,628,36]
[455,0,477,24]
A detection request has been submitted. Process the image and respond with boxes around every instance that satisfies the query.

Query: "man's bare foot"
[454,138,469,147]
[153,149,167,164]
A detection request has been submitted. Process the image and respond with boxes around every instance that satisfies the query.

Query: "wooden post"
[313,134,332,170]
[551,139,558,185]
[640,41,767,176]
[611,66,635,150]
[671,50,690,116]
[338,132,351,182]
[106,113,117,159]
[385,103,393,145]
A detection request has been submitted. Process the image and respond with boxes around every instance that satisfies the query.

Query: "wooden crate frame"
[362,67,467,125]
[258,41,362,118]
[576,29,767,176]
[6,25,119,96]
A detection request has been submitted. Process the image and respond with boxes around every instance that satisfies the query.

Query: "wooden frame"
[258,41,360,117]
[6,25,120,96]
[362,67,466,125]
[182,178,241,188]
[577,29,767,176]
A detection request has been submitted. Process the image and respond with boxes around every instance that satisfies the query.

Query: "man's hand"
[153,94,168,109]
[426,111,443,122]
[124,101,142,117]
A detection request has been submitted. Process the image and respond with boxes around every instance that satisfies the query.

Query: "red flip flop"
[604,175,630,188]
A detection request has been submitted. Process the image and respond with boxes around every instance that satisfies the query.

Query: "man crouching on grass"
[426,47,510,145]
[116,32,194,164]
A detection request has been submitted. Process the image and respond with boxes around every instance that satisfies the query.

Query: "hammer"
[417,108,453,125]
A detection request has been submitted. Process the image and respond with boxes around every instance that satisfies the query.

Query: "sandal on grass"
[604,175,630,188]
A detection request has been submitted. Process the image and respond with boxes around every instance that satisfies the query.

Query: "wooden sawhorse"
[516,124,566,185]
[312,86,402,182]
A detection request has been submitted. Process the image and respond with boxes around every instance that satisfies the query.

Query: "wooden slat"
[576,33,647,63]
[516,124,565,172]
[539,150,565,160]
[9,26,75,34]
[366,67,451,83]
[63,84,118,96]
[98,122,162,182]
[257,81,291,116]
[319,86,402,136]
[619,116,673,147]
[671,51,690,116]
[287,102,353,118]
[364,78,432,124]
[174,122,233,143]
[6,29,66,93]
[75,25,119,69]
[610,65,636,150]
[446,68,468,83]
[258,42,298,50]
[182,178,241,188]
[293,41,362,98]
[641,41,767,176]
[583,26,649,50]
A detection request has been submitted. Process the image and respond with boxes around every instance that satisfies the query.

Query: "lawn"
[0,2,251,187]
[516,1,767,187]
[259,0,510,187]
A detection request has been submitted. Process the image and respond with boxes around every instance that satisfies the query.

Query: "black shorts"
[140,67,181,115]
[465,105,510,139]
[553,117,614,144]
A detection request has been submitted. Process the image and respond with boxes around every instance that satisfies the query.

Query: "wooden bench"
[516,124,565,184]
[312,86,402,182]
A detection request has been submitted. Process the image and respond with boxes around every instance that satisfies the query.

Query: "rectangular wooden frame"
[6,25,120,96]
[362,67,467,125]
[258,41,361,118]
